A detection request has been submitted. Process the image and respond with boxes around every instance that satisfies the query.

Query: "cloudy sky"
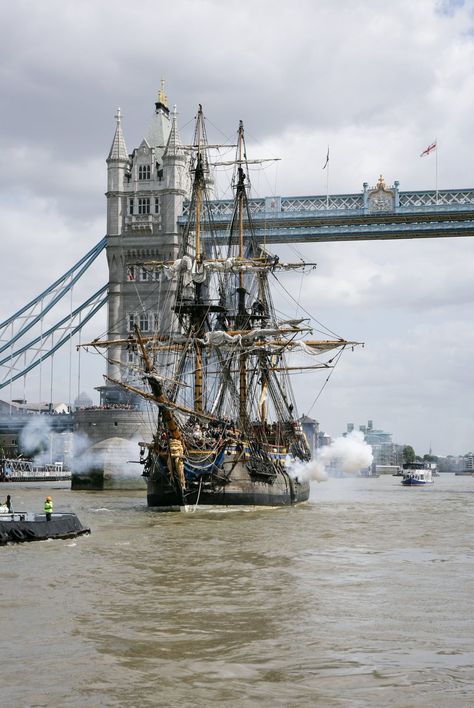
[1,0,474,455]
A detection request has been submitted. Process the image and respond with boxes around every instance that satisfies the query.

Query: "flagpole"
[326,158,329,210]
[435,137,438,206]
[322,146,330,209]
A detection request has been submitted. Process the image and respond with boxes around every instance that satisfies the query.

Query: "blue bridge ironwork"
[181,184,474,243]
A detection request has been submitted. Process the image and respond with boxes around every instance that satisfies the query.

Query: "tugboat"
[0,506,90,544]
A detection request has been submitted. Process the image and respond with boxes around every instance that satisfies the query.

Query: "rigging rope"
[305,347,345,417]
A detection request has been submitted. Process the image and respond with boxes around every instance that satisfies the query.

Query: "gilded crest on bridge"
[366,175,396,213]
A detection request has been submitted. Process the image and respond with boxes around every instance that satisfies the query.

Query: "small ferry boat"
[0,458,71,483]
[401,462,434,486]
[0,510,90,545]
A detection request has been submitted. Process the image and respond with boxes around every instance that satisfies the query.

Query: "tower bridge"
[2,87,474,405]
[2,182,473,401]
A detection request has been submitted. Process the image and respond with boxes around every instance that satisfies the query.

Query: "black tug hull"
[0,513,90,545]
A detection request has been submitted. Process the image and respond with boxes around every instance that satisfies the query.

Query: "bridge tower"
[104,84,189,400]
[73,86,190,490]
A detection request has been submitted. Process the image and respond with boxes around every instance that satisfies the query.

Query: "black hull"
[0,513,90,545]
[147,473,310,510]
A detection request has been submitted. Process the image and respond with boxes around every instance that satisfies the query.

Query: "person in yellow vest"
[44,496,53,521]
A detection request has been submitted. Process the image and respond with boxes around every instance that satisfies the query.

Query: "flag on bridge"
[322,146,329,170]
[420,140,437,157]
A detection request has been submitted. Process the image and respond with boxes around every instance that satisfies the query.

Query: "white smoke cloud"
[71,431,103,474]
[19,416,52,460]
[289,430,373,482]
[72,433,144,480]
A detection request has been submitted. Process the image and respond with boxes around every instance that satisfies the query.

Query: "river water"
[1,473,473,707]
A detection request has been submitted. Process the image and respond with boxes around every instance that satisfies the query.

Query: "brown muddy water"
[1,474,473,707]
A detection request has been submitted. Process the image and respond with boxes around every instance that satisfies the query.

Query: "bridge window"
[139,313,150,332]
[127,266,136,282]
[154,197,160,214]
[128,198,134,215]
[138,165,151,180]
[128,314,136,332]
[138,198,150,214]
[139,267,149,282]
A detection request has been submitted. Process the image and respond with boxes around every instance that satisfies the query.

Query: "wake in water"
[289,431,373,482]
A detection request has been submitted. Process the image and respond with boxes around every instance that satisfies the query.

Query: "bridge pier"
[72,408,154,490]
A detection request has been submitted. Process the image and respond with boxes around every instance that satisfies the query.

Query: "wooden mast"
[193,105,205,414]
[236,121,248,428]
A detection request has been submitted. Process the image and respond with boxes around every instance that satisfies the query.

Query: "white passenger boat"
[401,462,434,486]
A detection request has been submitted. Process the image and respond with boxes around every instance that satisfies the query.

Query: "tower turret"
[162,105,189,238]
[106,108,130,382]
[106,108,129,236]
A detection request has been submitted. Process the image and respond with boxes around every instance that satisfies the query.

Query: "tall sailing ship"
[86,107,359,510]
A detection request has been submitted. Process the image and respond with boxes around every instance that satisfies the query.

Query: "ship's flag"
[420,140,437,157]
[322,146,329,169]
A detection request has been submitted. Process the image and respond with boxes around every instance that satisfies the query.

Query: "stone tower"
[104,85,189,401]
[72,86,190,489]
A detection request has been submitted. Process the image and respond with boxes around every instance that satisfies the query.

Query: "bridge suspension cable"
[0,286,108,391]
[0,237,107,397]
[0,237,106,352]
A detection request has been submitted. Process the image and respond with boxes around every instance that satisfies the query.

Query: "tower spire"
[164,105,182,156]
[107,107,128,161]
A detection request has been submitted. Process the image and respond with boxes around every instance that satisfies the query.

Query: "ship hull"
[146,460,310,510]
[401,478,433,486]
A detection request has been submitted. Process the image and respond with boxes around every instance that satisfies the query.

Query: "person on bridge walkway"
[44,496,53,521]
[5,495,12,512]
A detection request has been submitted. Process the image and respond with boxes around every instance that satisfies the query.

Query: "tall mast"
[194,105,205,263]
[193,105,206,413]
[236,121,247,427]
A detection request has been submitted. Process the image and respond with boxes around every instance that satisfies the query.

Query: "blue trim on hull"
[401,479,431,486]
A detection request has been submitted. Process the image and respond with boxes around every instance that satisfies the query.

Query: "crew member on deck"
[5,495,12,512]
[44,496,53,521]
